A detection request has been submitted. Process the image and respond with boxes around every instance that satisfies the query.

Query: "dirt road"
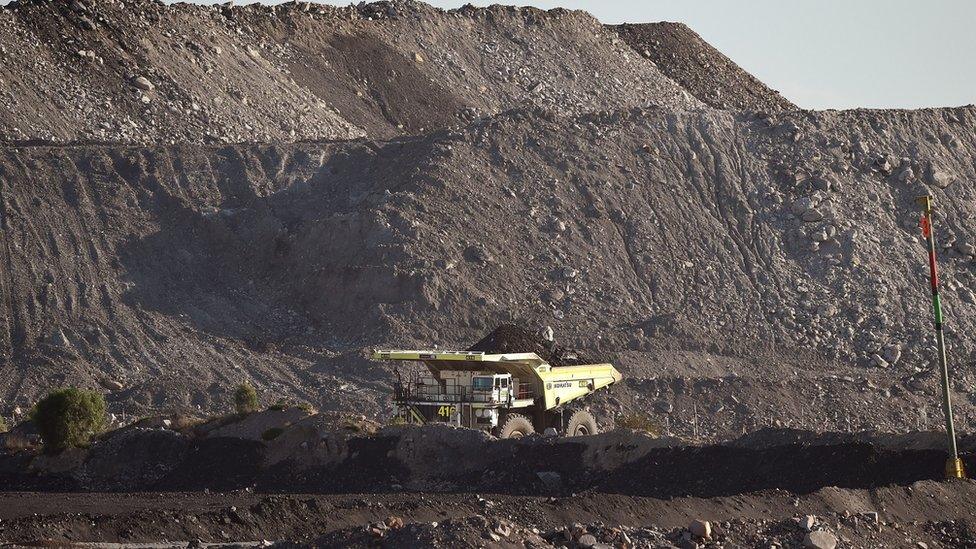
[2,481,975,547]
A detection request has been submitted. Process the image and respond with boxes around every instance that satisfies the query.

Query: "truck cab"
[471,373,512,404]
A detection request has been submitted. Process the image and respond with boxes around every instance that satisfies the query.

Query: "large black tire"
[566,409,598,437]
[498,413,535,439]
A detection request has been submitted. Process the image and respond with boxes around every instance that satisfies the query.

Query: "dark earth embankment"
[4,483,976,548]
[3,423,975,496]
[2,424,976,547]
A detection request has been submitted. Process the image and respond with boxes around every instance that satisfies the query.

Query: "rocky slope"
[614,22,797,112]
[2,104,976,439]
[0,0,702,143]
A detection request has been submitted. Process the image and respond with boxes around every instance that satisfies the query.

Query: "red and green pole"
[916,195,965,479]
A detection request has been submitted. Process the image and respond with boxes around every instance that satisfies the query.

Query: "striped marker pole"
[916,195,966,479]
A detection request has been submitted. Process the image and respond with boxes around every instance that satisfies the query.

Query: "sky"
[9,0,972,109]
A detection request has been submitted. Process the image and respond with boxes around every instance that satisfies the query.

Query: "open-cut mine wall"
[1,105,975,430]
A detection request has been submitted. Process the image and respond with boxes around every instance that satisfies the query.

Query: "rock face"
[2,104,975,424]
[0,0,700,144]
[613,22,797,112]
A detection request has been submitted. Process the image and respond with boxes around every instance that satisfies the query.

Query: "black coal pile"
[467,324,603,366]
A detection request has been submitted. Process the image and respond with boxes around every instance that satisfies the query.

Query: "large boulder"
[803,530,838,549]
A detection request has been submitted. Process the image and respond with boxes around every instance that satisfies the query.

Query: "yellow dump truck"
[372,350,621,438]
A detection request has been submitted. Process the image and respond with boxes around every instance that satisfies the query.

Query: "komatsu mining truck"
[372,350,621,438]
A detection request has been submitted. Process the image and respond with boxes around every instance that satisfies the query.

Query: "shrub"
[261,427,285,441]
[30,388,106,453]
[170,413,205,433]
[341,415,364,432]
[267,401,289,412]
[615,413,662,436]
[297,402,316,414]
[234,382,259,414]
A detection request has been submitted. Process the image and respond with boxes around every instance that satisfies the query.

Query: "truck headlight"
[475,408,483,417]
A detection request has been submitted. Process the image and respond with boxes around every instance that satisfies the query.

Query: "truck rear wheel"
[498,413,534,439]
[566,410,598,436]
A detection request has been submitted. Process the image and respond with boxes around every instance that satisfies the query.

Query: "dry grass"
[615,413,662,436]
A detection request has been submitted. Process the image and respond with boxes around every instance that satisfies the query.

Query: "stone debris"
[688,519,711,539]
[0,481,964,548]
[577,533,598,547]
[799,514,817,531]
[614,22,796,112]
[803,530,838,549]
[0,0,700,144]
[132,76,154,91]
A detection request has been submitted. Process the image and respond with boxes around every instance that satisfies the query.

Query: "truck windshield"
[472,377,494,391]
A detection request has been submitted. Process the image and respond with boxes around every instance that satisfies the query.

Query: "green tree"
[234,382,259,414]
[31,388,106,453]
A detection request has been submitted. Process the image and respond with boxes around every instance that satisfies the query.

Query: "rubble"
[0,0,700,144]
[688,519,711,539]
[803,530,838,549]
[800,514,817,531]
[614,22,796,112]
[132,76,154,91]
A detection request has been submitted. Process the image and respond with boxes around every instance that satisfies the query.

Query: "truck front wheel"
[566,410,598,436]
[498,413,535,439]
